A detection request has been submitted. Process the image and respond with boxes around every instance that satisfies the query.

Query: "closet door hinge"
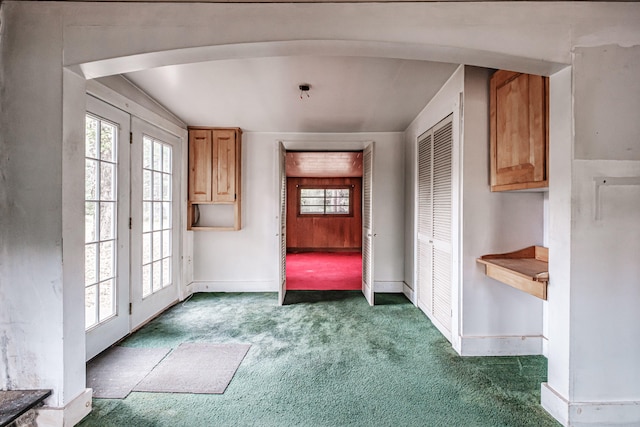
[129,303,133,315]
[130,132,133,144]
[129,217,132,229]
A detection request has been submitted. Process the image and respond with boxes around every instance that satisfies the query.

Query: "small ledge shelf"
[477,246,549,300]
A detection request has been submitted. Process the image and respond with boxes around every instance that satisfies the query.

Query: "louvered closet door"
[416,114,453,334]
[278,142,287,306]
[417,131,433,314]
[432,117,453,332]
[362,144,374,306]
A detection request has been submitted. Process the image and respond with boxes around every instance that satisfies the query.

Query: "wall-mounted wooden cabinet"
[187,127,241,230]
[490,70,549,192]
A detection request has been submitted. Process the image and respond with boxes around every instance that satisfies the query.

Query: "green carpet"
[79,292,560,427]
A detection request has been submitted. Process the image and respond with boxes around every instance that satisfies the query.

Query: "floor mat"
[133,343,251,394]
[87,346,171,399]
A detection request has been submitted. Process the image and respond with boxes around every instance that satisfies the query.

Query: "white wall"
[543,45,640,426]
[459,66,545,356]
[404,65,545,355]
[0,5,81,409]
[190,132,405,293]
[404,66,463,294]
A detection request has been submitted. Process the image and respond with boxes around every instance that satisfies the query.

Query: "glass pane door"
[85,115,118,328]
[141,135,173,298]
[130,117,180,329]
[85,96,131,361]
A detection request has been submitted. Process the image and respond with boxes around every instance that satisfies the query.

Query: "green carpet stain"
[80,292,560,427]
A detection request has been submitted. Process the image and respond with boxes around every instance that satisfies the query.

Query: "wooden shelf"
[477,246,548,300]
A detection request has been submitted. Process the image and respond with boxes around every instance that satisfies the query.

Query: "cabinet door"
[189,129,212,202]
[490,70,548,191]
[212,129,237,203]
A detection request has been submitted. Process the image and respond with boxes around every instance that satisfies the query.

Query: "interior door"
[278,142,287,305]
[431,116,453,333]
[362,144,374,306]
[85,96,131,360]
[130,117,181,328]
[416,130,434,316]
[416,115,453,336]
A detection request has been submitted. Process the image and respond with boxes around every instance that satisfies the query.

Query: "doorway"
[278,149,374,305]
[84,96,182,360]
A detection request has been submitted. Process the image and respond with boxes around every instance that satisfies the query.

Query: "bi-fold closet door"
[416,114,453,339]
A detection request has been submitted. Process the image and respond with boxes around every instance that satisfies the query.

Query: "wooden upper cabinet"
[212,129,237,203]
[187,127,242,230]
[188,129,213,202]
[490,70,549,192]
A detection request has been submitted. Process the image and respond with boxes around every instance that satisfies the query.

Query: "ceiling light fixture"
[299,84,311,99]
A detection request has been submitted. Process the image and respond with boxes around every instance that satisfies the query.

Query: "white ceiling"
[125,56,459,133]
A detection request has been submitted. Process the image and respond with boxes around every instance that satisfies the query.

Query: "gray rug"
[87,346,171,398]
[133,343,251,394]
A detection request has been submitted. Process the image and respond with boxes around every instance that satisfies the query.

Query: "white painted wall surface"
[405,66,545,355]
[544,46,640,427]
[404,65,463,340]
[0,5,85,411]
[459,67,545,355]
[404,65,463,288]
[191,132,405,292]
[542,66,573,420]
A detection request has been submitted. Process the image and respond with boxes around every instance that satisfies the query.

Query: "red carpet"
[286,252,362,291]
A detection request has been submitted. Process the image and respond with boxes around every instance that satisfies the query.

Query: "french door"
[130,118,181,327]
[85,98,181,360]
[85,96,131,360]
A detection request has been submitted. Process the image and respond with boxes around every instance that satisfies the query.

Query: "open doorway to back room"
[285,151,363,291]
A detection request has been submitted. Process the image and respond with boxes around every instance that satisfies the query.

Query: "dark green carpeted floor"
[79,291,560,427]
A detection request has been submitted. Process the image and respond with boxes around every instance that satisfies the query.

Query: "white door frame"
[279,140,374,305]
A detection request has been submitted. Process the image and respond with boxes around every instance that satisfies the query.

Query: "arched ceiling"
[124,55,459,132]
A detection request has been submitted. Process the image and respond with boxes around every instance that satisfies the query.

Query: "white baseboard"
[416,299,453,343]
[188,281,276,293]
[374,281,404,293]
[458,335,544,356]
[541,383,640,426]
[402,282,415,303]
[36,388,92,427]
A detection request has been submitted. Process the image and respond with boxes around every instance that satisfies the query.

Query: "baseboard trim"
[188,281,276,293]
[36,388,92,427]
[458,335,544,356]
[402,282,415,303]
[416,299,453,343]
[374,281,404,293]
[541,383,640,426]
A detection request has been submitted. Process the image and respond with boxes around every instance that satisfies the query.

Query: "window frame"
[296,184,354,218]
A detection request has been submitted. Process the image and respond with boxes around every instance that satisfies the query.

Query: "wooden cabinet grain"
[490,70,549,192]
[187,127,242,230]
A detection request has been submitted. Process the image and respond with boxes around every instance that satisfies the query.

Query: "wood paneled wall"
[286,177,362,251]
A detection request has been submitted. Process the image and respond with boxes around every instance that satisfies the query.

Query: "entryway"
[277,147,374,305]
[84,96,182,360]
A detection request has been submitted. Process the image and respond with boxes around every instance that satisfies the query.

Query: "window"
[142,135,173,298]
[299,186,352,216]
